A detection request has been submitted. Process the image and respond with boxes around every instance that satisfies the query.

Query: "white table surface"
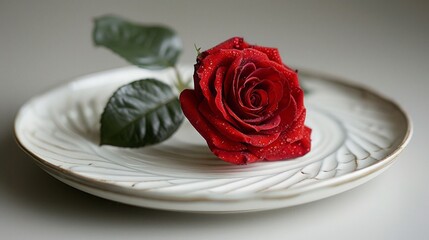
[1,1,427,239]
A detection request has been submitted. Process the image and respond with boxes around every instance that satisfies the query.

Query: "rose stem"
[173,65,190,92]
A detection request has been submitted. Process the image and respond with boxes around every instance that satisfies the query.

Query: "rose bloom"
[180,37,311,165]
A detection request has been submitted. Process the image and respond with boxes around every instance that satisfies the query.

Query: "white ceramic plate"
[15,66,412,213]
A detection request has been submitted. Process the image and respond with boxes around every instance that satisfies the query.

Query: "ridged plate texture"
[15,66,412,213]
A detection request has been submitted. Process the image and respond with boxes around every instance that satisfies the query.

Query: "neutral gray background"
[1,0,427,239]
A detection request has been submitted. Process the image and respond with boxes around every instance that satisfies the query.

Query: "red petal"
[250,45,283,64]
[224,102,281,132]
[197,51,236,104]
[179,89,246,152]
[271,93,298,134]
[199,101,281,147]
[248,110,311,160]
[204,37,250,55]
[211,149,259,165]
[264,126,312,161]
[241,48,300,89]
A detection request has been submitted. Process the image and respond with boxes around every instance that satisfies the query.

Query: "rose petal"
[211,149,259,165]
[264,126,312,161]
[194,37,249,99]
[197,50,238,104]
[224,62,256,98]
[224,103,281,132]
[225,67,287,129]
[180,89,246,151]
[290,87,304,117]
[248,110,311,160]
[271,93,298,133]
[241,48,300,89]
[204,37,250,55]
[250,45,283,64]
[212,63,246,127]
[199,101,281,147]
[245,88,268,109]
[238,76,264,113]
[264,88,303,135]
[246,67,286,115]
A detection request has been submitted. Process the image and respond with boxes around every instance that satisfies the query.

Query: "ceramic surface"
[14,66,412,213]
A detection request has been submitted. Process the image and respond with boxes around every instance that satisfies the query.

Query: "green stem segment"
[173,66,190,92]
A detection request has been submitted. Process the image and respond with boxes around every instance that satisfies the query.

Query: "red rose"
[180,37,311,165]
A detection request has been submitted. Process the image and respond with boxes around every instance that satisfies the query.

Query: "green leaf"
[100,79,184,147]
[93,15,182,69]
